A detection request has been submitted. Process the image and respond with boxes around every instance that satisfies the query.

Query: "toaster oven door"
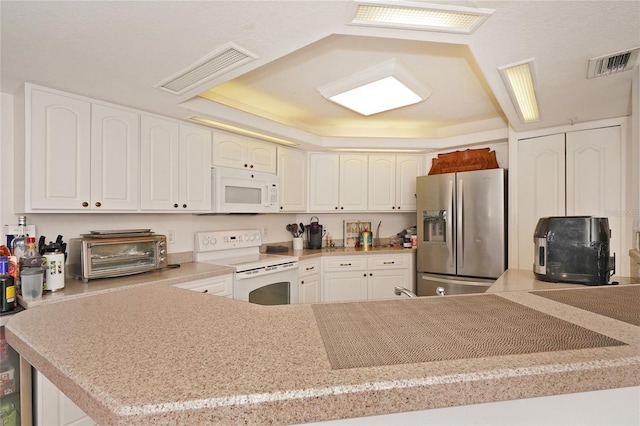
[84,239,163,280]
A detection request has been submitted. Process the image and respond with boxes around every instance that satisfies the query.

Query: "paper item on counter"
[343,221,371,248]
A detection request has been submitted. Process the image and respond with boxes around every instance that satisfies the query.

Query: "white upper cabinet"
[28,86,139,212]
[339,155,368,211]
[309,153,367,212]
[309,154,340,211]
[29,87,92,211]
[178,124,212,211]
[212,132,276,173]
[516,125,623,271]
[368,155,423,211]
[140,116,180,210]
[90,104,139,210]
[277,146,307,212]
[140,118,211,211]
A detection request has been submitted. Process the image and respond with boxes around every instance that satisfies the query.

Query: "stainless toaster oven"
[68,234,167,282]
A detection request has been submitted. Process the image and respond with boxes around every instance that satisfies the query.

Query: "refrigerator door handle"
[447,179,454,267]
[457,178,464,268]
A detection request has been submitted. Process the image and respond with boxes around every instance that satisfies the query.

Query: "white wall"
[0,92,414,254]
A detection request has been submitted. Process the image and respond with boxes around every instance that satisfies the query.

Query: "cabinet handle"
[244,163,249,168]
[305,266,315,271]
[82,202,89,207]
[301,280,305,284]
[340,206,344,210]
[392,206,396,209]
[335,206,338,210]
[280,206,283,210]
[363,273,367,277]
[94,202,101,207]
[173,203,179,208]
[182,204,187,208]
[383,261,395,265]
[250,164,254,168]
[397,206,401,210]
[339,263,352,266]
[369,273,373,276]
[202,289,208,293]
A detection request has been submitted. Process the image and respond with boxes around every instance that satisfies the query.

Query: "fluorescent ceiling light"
[317,58,432,116]
[329,148,425,153]
[498,59,541,123]
[189,117,299,147]
[351,0,495,34]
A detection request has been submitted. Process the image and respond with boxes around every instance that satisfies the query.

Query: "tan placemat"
[312,295,625,370]
[532,285,640,326]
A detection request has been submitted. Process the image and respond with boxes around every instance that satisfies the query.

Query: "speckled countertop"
[5,268,640,425]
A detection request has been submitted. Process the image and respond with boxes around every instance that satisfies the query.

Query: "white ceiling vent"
[156,43,258,95]
[587,47,639,79]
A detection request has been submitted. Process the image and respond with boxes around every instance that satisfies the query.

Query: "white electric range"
[194,230,299,304]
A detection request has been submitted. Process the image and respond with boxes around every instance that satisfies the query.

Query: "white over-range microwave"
[211,166,279,213]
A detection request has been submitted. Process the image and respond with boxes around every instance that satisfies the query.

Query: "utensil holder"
[293,237,304,251]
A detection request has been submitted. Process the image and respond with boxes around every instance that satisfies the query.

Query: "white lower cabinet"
[298,259,321,303]
[171,275,233,297]
[35,370,95,426]
[322,253,415,302]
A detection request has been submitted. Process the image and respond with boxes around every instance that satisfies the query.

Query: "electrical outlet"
[167,230,175,244]
[262,226,268,238]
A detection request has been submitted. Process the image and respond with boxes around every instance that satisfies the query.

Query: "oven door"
[234,263,299,305]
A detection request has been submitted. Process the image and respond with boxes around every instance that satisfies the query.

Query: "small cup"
[21,268,43,300]
[293,237,304,251]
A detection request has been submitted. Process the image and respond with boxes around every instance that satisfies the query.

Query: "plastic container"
[20,267,43,300]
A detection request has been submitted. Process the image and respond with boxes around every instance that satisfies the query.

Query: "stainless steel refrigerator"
[416,168,507,296]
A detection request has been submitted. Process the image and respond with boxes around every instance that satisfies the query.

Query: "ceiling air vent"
[587,47,639,79]
[156,42,258,95]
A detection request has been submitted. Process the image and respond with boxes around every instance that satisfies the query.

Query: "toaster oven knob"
[159,257,166,263]
[160,249,166,255]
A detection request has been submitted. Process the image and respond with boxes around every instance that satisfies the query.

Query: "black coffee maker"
[307,216,325,249]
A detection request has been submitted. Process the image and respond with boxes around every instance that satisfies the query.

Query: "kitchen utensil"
[291,224,298,237]
[43,249,65,291]
[20,267,43,300]
[299,223,305,236]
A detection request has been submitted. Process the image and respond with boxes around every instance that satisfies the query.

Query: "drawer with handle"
[323,256,366,272]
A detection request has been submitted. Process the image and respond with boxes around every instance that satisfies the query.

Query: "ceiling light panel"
[351,0,495,34]
[498,59,540,123]
[317,58,432,116]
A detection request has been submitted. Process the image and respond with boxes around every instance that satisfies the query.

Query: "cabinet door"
[368,269,411,300]
[247,140,277,173]
[566,126,622,264]
[140,116,180,210]
[278,147,307,212]
[309,154,340,211]
[368,155,396,211]
[299,274,321,303]
[90,104,139,211]
[395,155,423,211]
[212,132,246,169]
[517,133,566,269]
[339,154,368,211]
[35,370,96,426]
[29,88,91,210]
[178,124,212,211]
[324,271,368,302]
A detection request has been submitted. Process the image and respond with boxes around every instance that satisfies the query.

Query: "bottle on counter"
[0,256,16,313]
[10,215,28,261]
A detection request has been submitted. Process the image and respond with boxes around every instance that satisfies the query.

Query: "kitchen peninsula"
[5,271,640,425]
